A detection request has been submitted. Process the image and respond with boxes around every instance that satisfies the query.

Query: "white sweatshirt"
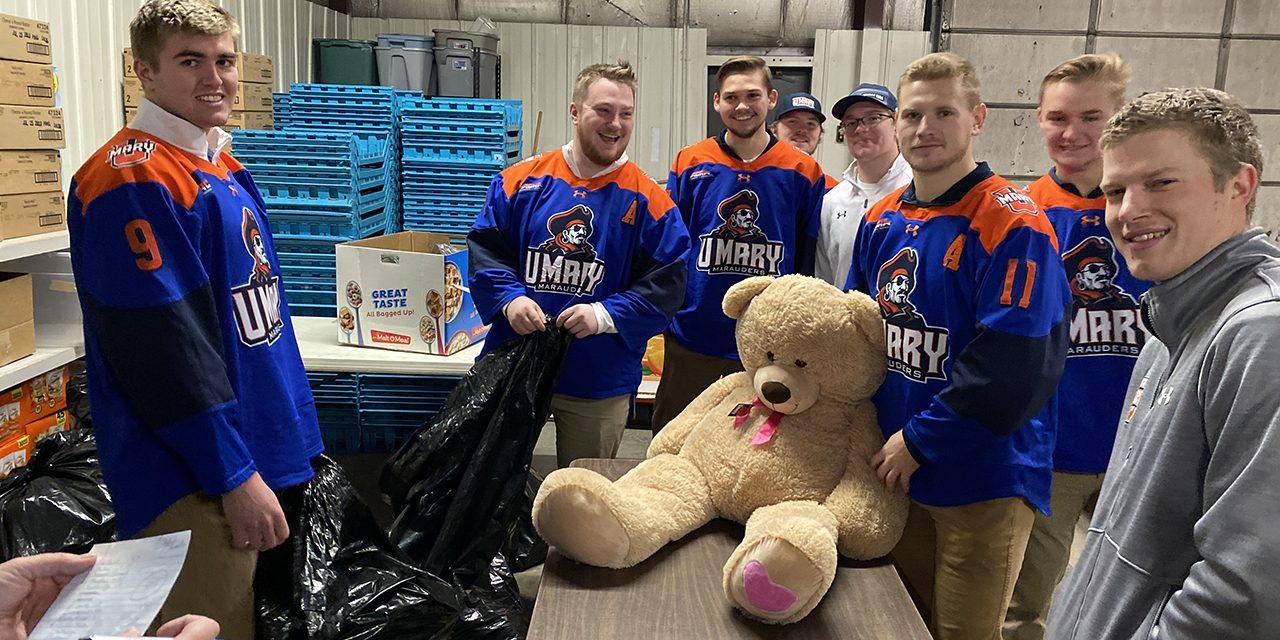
[814,153,912,286]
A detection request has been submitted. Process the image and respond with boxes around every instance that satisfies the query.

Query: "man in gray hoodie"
[1046,87,1280,639]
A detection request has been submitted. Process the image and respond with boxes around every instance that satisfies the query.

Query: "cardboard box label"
[0,13,51,65]
[0,150,60,195]
[0,60,53,107]
[0,192,65,240]
[335,232,487,355]
[0,105,63,149]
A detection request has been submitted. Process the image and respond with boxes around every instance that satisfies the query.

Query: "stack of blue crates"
[308,371,461,455]
[272,92,292,128]
[233,129,396,317]
[399,97,522,233]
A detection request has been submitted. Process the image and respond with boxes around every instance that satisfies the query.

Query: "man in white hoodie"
[815,83,913,285]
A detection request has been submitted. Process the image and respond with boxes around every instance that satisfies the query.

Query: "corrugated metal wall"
[0,0,351,192]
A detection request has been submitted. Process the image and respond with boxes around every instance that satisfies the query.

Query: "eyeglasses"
[840,113,893,132]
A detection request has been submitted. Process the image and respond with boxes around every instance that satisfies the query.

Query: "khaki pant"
[892,497,1036,640]
[1003,471,1105,640]
[650,332,743,434]
[552,393,631,468]
[140,492,258,640]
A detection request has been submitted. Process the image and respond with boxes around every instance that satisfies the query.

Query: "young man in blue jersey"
[651,56,825,433]
[845,52,1071,639]
[1003,53,1150,640]
[468,62,690,469]
[66,2,323,637]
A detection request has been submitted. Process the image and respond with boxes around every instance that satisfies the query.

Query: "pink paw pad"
[742,560,797,613]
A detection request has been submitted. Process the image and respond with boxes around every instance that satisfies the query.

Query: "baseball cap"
[773,92,826,123]
[832,83,898,120]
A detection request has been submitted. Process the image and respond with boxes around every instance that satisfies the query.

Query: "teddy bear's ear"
[722,276,775,319]
[844,289,887,351]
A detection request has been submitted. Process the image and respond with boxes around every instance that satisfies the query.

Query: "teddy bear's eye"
[766,351,775,362]
[794,359,807,368]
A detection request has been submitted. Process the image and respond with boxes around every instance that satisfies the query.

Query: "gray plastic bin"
[376,35,434,92]
[432,29,500,98]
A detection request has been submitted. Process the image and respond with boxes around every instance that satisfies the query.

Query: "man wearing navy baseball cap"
[815,82,913,285]
[772,91,827,158]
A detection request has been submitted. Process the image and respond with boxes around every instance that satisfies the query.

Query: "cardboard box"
[0,105,63,149]
[125,76,272,111]
[0,431,31,476]
[0,13,51,65]
[241,110,273,130]
[21,364,66,423]
[335,232,487,355]
[0,150,59,195]
[0,59,53,107]
[123,47,135,77]
[238,52,273,84]
[0,273,33,368]
[25,408,69,444]
[0,192,65,241]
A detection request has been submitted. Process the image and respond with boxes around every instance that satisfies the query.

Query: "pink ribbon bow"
[732,398,786,446]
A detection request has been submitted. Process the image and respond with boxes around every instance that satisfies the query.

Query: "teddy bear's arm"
[646,372,746,458]
[822,404,910,560]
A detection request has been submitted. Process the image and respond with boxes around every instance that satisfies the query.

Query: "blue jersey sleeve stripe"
[83,282,235,428]
[937,318,1069,437]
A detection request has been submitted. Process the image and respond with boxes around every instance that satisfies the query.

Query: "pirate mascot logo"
[1062,236,1146,356]
[230,208,284,346]
[696,189,784,275]
[875,247,949,382]
[524,204,606,295]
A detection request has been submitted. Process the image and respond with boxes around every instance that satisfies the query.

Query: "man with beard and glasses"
[468,62,690,469]
[651,55,825,434]
[1004,53,1151,640]
[845,52,1071,640]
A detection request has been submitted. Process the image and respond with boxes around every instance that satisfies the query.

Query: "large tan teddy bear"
[532,274,909,624]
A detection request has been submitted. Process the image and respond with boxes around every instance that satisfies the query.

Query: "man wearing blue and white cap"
[772,91,827,158]
[815,82,913,285]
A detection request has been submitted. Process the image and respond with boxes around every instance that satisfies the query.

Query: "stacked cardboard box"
[0,364,71,476]
[123,48,274,130]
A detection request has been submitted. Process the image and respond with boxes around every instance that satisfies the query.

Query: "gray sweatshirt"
[1047,229,1280,640]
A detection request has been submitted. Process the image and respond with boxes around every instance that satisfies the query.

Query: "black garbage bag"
[0,429,115,561]
[503,471,548,573]
[67,362,91,429]
[381,326,570,580]
[256,455,464,640]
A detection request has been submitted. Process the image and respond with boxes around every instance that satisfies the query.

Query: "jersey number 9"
[124,219,163,271]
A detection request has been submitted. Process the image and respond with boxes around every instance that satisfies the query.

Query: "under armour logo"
[1081,215,1102,226]
[836,210,847,219]
[905,224,920,237]
[573,189,587,199]
[1158,387,1174,405]
[737,174,751,183]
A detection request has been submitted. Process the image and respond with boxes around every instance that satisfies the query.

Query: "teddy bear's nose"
[761,381,791,404]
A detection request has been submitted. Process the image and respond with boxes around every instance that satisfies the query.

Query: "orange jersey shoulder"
[1026,174,1104,212]
[73,128,211,211]
[963,175,1060,253]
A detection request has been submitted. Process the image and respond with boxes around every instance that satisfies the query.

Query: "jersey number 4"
[124,219,163,271]
[1000,258,1037,308]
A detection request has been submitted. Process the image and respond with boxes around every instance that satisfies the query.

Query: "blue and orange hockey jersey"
[667,132,825,359]
[1029,169,1150,474]
[846,163,1071,513]
[468,149,691,399]
[68,127,322,537]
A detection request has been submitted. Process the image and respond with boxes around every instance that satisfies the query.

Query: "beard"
[576,122,627,167]
[725,116,764,140]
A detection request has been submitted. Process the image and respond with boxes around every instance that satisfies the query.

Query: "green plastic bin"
[313,38,378,85]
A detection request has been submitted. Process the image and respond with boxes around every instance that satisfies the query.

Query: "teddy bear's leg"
[722,501,839,624]
[532,453,715,569]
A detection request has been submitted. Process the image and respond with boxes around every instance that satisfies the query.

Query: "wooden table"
[528,459,932,640]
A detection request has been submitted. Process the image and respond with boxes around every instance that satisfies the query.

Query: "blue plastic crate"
[319,423,362,454]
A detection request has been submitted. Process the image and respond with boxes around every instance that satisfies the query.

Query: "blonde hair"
[715,55,773,93]
[130,0,239,67]
[573,61,637,104]
[1039,53,1131,107]
[898,52,981,108]
[1101,88,1264,219]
